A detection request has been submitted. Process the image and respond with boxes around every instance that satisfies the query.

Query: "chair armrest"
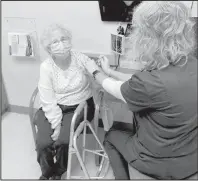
[29,87,39,148]
[29,87,39,124]
[95,89,105,105]
[93,89,104,132]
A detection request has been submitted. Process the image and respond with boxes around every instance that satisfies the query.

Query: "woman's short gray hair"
[40,23,72,52]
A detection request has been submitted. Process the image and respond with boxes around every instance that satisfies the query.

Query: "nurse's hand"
[85,59,100,75]
[98,55,111,76]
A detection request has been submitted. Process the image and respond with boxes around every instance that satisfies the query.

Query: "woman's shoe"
[37,146,55,180]
[39,175,49,180]
[51,175,61,180]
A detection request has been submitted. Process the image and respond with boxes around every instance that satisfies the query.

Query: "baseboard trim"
[8,104,30,115]
[1,107,9,116]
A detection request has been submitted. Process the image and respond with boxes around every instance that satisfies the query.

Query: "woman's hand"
[85,59,100,75]
[98,55,111,76]
[51,124,61,141]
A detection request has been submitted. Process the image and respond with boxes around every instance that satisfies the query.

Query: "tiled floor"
[2,112,114,179]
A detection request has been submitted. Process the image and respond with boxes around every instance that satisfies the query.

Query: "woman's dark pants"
[34,97,95,178]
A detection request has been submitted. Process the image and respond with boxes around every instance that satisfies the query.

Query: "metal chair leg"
[66,146,74,179]
[82,123,87,162]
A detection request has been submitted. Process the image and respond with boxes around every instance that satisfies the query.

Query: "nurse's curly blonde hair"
[130,1,196,71]
[40,23,72,53]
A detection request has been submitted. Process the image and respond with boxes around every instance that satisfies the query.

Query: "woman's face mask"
[49,30,72,58]
[50,40,71,55]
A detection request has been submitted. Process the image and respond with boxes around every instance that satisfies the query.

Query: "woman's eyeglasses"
[49,38,71,49]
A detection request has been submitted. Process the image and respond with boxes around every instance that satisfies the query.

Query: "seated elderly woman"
[85,1,197,180]
[35,23,95,180]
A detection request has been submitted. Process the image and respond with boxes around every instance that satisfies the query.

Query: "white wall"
[1,1,197,108]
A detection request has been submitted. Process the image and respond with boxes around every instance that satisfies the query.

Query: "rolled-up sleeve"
[120,72,151,112]
[38,63,62,129]
[74,51,93,72]
[74,51,96,91]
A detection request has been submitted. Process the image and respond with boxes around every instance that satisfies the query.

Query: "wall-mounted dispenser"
[111,33,125,55]
[8,32,34,57]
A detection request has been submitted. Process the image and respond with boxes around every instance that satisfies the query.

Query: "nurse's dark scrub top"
[120,56,197,179]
